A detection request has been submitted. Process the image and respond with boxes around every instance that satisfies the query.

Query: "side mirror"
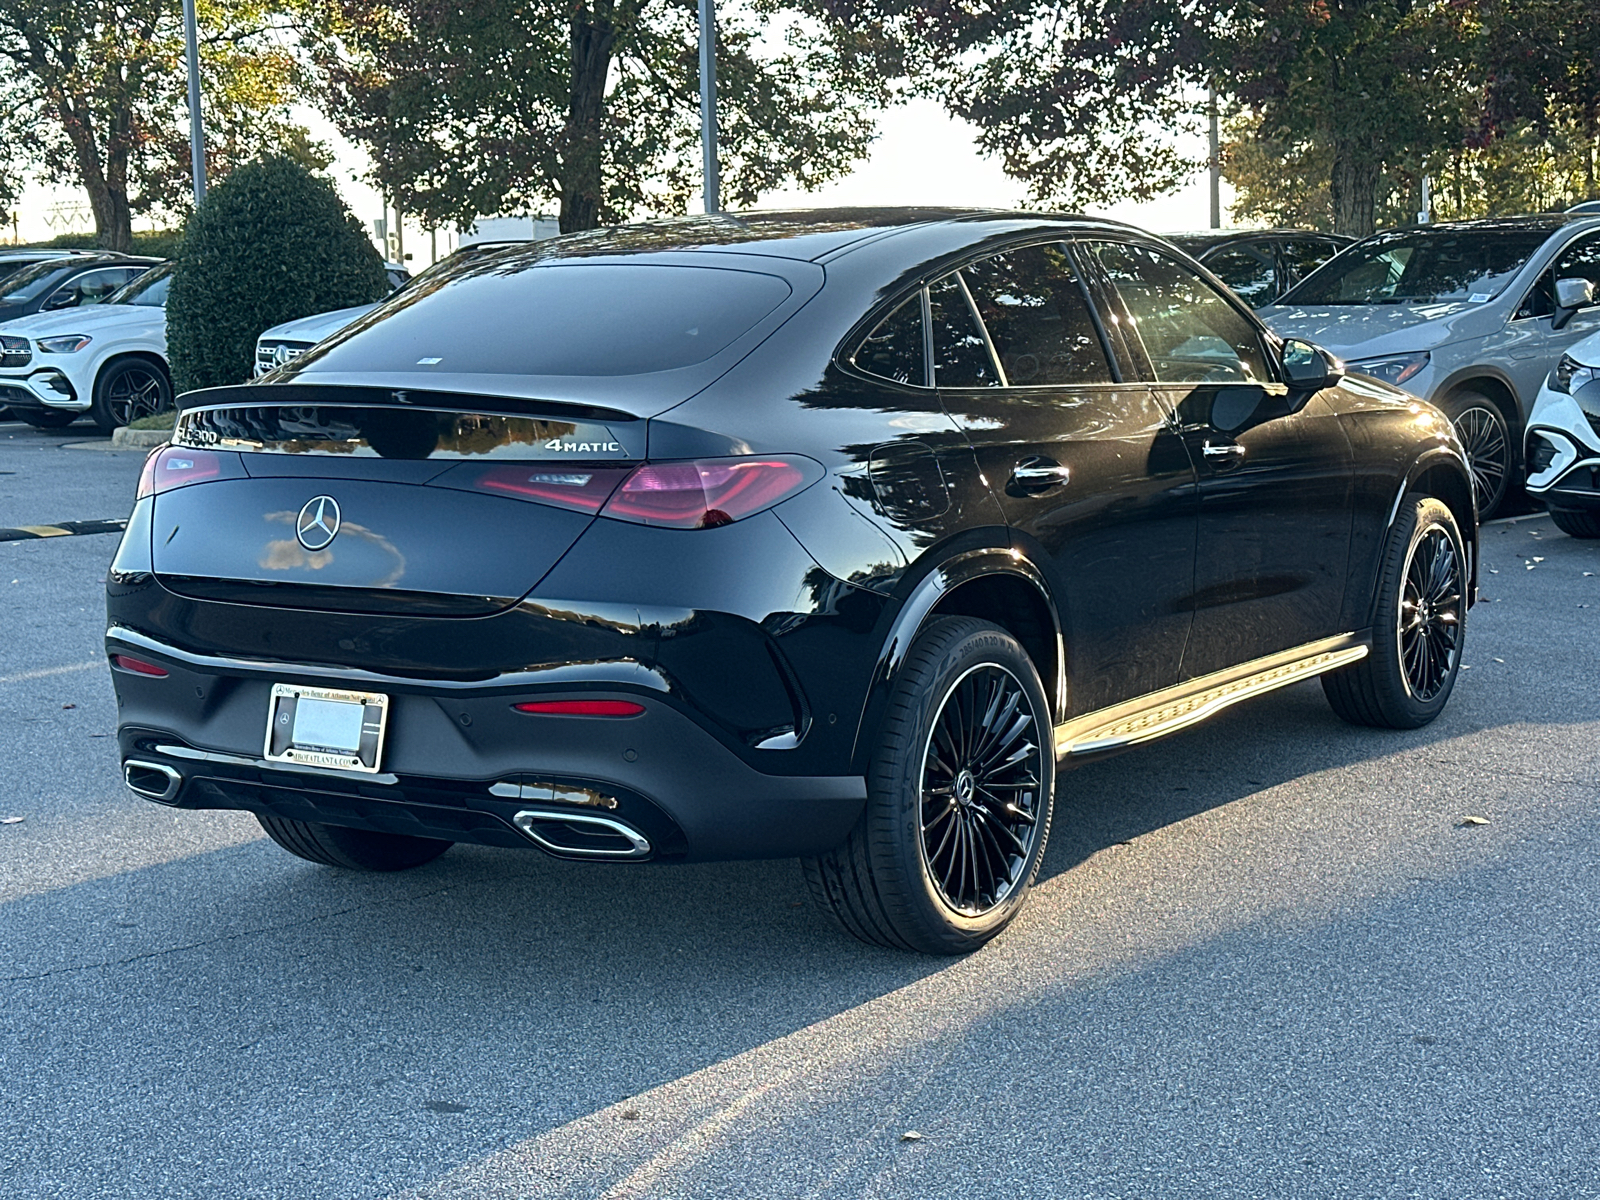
[1553,277,1595,331]
[41,290,78,311]
[1281,338,1344,392]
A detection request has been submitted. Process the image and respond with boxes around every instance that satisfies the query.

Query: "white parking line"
[0,660,102,685]
[1484,511,1552,526]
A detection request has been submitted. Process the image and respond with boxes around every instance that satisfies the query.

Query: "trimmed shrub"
[167,157,388,394]
[40,230,185,258]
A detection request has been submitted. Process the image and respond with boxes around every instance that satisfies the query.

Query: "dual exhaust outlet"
[124,760,183,804]
[123,758,652,860]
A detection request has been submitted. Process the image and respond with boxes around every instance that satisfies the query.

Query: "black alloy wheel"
[1397,521,1463,702]
[92,358,172,433]
[1443,392,1509,520]
[803,616,1055,954]
[919,663,1046,916]
[1323,494,1466,729]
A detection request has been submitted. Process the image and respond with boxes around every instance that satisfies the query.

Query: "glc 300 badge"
[296,495,341,551]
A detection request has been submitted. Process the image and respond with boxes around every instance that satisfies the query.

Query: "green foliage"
[166,156,388,394]
[0,0,325,251]
[39,230,186,257]
[836,0,1596,235]
[306,0,891,232]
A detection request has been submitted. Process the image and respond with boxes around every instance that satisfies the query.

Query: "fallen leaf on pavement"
[1458,815,1490,827]
[0,816,22,825]
[901,1131,924,1142]
[61,702,75,710]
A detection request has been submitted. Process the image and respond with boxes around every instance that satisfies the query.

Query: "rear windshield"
[1282,228,1550,306]
[175,405,643,460]
[295,262,793,378]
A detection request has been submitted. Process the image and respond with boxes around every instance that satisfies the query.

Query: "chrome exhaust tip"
[124,760,183,804]
[512,808,651,860]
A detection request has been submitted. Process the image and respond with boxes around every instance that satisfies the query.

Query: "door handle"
[1201,440,1246,469]
[1010,457,1071,493]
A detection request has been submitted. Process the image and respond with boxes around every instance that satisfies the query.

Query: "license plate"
[263,683,389,773]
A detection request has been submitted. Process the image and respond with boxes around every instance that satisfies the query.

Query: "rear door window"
[299,262,794,377]
[928,273,1000,388]
[960,243,1114,385]
[1281,238,1344,288]
[851,294,927,386]
[1203,245,1279,308]
[1085,241,1272,384]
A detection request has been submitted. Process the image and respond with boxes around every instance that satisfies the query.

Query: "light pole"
[699,0,719,213]
[1207,87,1221,229]
[183,0,206,205]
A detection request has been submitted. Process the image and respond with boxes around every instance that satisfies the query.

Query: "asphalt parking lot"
[2,415,1598,1200]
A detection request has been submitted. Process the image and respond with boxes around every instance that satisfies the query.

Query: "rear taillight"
[600,457,817,529]
[136,446,237,500]
[466,466,630,512]
[111,655,168,677]
[513,699,645,717]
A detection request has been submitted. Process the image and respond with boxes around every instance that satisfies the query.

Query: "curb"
[110,427,171,450]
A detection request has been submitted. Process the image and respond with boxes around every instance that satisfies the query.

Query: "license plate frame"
[263,683,389,774]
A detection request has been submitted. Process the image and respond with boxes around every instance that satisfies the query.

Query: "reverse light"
[1348,351,1431,389]
[513,700,646,717]
[37,334,92,354]
[111,655,168,677]
[136,446,234,500]
[468,465,630,512]
[601,457,817,529]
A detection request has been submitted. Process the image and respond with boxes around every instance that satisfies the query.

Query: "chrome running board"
[1054,633,1370,760]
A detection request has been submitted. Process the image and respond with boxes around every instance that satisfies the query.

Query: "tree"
[306,0,891,233]
[166,156,389,392]
[824,0,1501,236]
[0,0,324,251]
[1477,0,1600,200]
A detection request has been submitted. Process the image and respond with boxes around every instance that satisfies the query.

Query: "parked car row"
[0,254,409,432]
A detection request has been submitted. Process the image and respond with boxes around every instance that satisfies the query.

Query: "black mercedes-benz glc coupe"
[106,210,1476,954]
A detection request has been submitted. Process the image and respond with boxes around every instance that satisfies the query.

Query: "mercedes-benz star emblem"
[296,496,341,552]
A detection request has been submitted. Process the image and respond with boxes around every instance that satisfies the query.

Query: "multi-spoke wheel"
[804,616,1055,954]
[1442,392,1509,520]
[1324,495,1467,729]
[1397,524,1463,702]
[919,664,1046,916]
[91,357,173,434]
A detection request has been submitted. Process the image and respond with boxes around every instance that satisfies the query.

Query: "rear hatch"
[150,395,644,616]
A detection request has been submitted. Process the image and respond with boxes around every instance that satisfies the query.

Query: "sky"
[6,97,1235,258]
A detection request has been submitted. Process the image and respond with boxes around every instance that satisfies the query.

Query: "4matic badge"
[544,438,623,454]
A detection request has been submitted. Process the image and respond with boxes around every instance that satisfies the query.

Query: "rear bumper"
[107,630,867,861]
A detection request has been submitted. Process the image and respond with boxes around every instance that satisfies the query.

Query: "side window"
[1282,238,1343,287]
[1517,235,1600,320]
[46,268,127,309]
[851,294,927,386]
[1203,246,1278,309]
[1085,241,1271,384]
[960,243,1113,385]
[928,273,999,388]
[1552,234,1600,309]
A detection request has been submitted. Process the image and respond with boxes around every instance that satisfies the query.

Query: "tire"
[1549,507,1600,539]
[256,814,453,871]
[1323,495,1467,729]
[90,357,173,434]
[803,616,1055,955]
[21,409,76,429]
[1440,391,1511,521]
